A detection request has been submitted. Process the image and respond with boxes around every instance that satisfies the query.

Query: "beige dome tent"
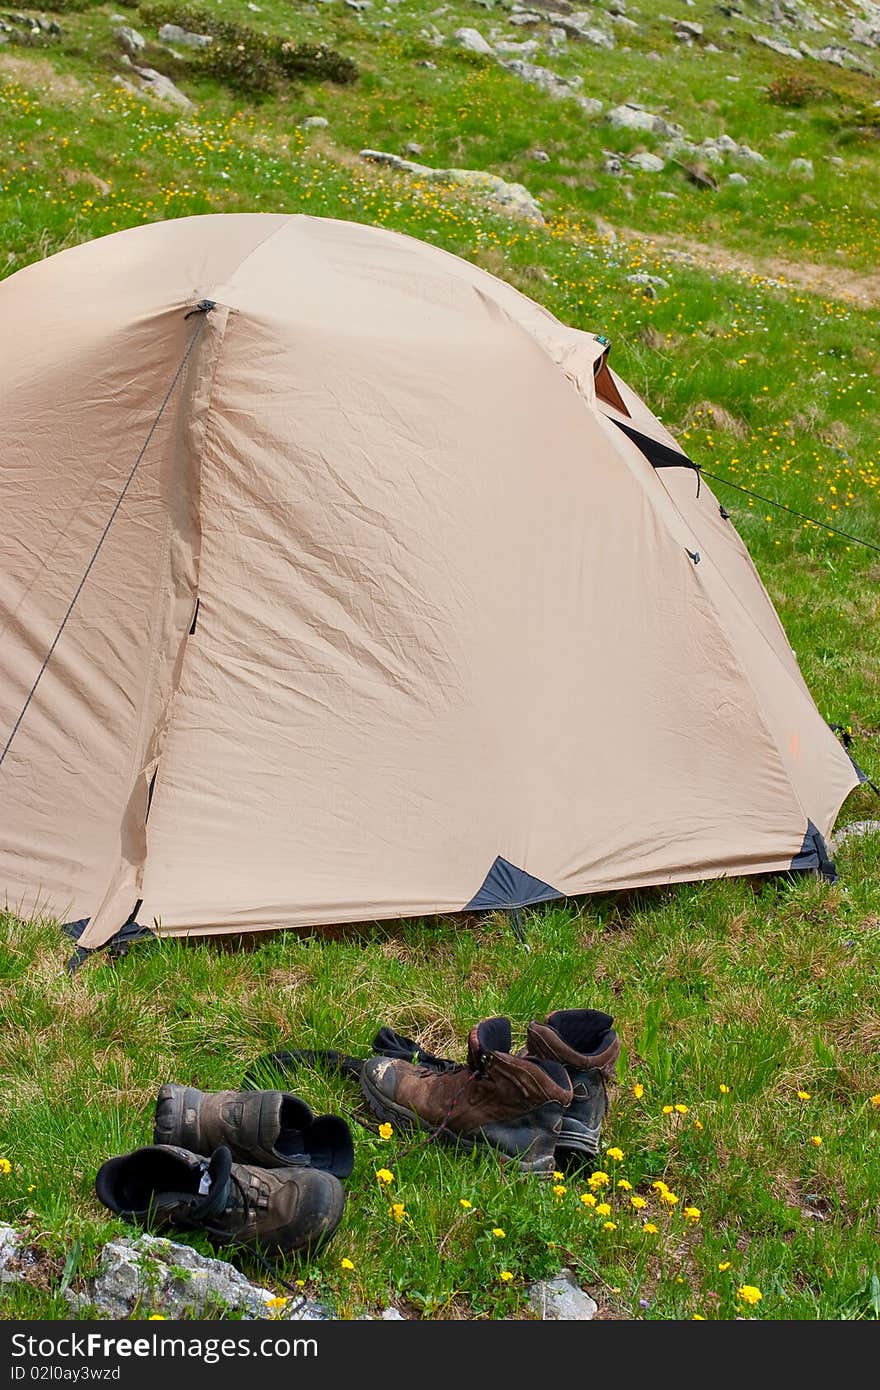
[0,213,858,955]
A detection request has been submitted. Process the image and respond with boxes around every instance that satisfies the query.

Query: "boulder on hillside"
[360,149,545,223]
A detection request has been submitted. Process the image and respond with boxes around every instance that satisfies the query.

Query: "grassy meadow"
[1,0,879,1320]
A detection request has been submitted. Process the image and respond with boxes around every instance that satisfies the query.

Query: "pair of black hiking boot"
[361,1009,620,1174]
[96,1087,354,1253]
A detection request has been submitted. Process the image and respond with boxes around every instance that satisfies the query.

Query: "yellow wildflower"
[719,1084,730,1094]
[606,1147,624,1162]
[389,1203,406,1224]
[459,1199,473,1210]
[718,1262,731,1272]
[266,1296,287,1310]
[595,1202,611,1216]
[662,1105,674,1115]
[630,1195,647,1210]
[378,1123,394,1140]
[375,1168,394,1184]
[651,1180,669,1193]
[0,1159,11,1176]
[810,1136,823,1147]
[643,1222,659,1234]
[684,1206,701,1224]
[492,1227,506,1238]
[602,1221,617,1232]
[693,1119,704,1131]
[797,1090,811,1101]
[617,1179,632,1192]
[340,1258,355,1270]
[499,1271,514,1283]
[870,1094,880,1107]
[633,1082,644,1099]
[675,1104,689,1115]
[27,1185,35,1193]
[580,1193,597,1208]
[553,1170,565,1181]
[737,1285,762,1306]
[588,1170,610,1190]
[552,1184,567,1197]
[148,1315,166,1321]
[660,1190,679,1206]
[692,1314,705,1320]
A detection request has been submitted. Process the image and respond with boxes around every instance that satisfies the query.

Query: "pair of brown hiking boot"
[95,1087,354,1253]
[361,1009,620,1175]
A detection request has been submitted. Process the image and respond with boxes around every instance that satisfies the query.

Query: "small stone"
[629,151,665,172]
[674,19,703,38]
[727,171,748,185]
[529,148,550,161]
[301,115,329,128]
[603,152,622,174]
[528,1270,598,1321]
[158,22,213,49]
[113,25,146,55]
[753,33,802,60]
[789,157,814,179]
[345,0,371,9]
[454,27,494,55]
[576,95,603,116]
[627,271,669,289]
[381,1308,406,1319]
[405,141,424,155]
[130,65,193,109]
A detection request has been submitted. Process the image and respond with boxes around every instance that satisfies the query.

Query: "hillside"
[1,0,880,1322]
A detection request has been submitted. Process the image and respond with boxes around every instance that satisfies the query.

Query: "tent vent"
[686,549,701,565]
[464,856,562,912]
[190,597,200,634]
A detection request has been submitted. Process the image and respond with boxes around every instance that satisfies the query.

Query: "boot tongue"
[467,1016,512,1069]
[192,1145,234,1219]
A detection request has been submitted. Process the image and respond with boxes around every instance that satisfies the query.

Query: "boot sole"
[359,1071,555,1176]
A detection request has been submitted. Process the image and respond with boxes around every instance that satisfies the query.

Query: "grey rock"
[789,156,814,178]
[830,819,880,853]
[495,38,539,55]
[727,171,748,185]
[576,95,604,116]
[603,153,623,174]
[737,144,765,163]
[829,155,845,167]
[546,26,568,46]
[70,1235,332,1321]
[627,271,670,289]
[529,148,551,161]
[800,42,871,72]
[129,65,193,109]
[629,151,665,172]
[753,33,802,59]
[528,1269,598,1320]
[0,1227,22,1283]
[507,11,544,25]
[548,13,614,47]
[608,103,681,137]
[345,0,371,9]
[158,22,213,49]
[113,25,146,55]
[381,1307,406,1319]
[500,58,582,100]
[417,59,437,67]
[360,150,544,223]
[454,26,494,55]
[674,20,703,38]
[405,140,424,155]
[301,115,329,128]
[851,17,880,49]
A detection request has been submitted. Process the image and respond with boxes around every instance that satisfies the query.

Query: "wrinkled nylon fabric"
[0,214,857,945]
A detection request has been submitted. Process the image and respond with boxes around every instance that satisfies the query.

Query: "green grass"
[1,0,880,1322]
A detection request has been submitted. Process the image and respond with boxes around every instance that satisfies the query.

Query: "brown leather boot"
[524,1010,620,1161]
[153,1086,354,1177]
[360,1017,573,1174]
[96,1143,345,1253]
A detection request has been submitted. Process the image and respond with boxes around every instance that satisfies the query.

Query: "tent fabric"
[0,213,857,948]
